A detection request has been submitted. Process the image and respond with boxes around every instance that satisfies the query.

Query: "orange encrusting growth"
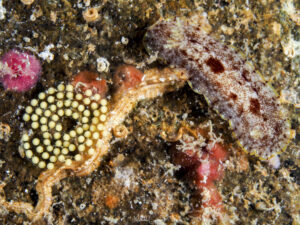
[113,65,144,91]
[105,194,120,209]
[72,71,108,98]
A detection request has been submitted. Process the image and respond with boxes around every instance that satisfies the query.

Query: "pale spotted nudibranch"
[144,18,293,160]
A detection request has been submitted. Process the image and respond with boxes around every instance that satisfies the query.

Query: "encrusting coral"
[0,66,188,221]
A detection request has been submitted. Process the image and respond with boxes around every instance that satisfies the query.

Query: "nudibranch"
[144,18,293,160]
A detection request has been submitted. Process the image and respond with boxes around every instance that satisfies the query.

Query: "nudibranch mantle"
[144,18,292,160]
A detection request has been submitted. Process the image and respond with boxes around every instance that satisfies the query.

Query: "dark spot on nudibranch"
[163,30,172,39]
[189,38,198,44]
[180,49,188,57]
[249,98,260,115]
[238,106,244,115]
[241,69,251,82]
[208,41,217,48]
[179,59,188,68]
[262,135,269,140]
[274,123,282,134]
[205,57,225,73]
[252,86,259,95]
[229,92,238,101]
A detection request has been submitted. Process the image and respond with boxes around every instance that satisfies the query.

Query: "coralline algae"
[0,49,41,92]
[144,18,292,160]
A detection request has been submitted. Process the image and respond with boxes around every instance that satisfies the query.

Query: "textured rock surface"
[0,0,298,224]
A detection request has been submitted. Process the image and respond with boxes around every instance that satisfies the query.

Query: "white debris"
[86,177,92,185]
[97,57,110,72]
[84,0,90,7]
[152,202,158,210]
[79,203,86,210]
[182,113,188,120]
[177,133,206,156]
[280,83,300,106]
[114,167,136,189]
[121,36,129,45]
[23,37,31,43]
[30,14,36,21]
[63,53,69,60]
[163,161,180,176]
[0,61,13,77]
[268,155,281,169]
[154,219,166,225]
[0,159,5,168]
[38,44,55,62]
[281,35,300,58]
[103,216,118,223]
[0,0,6,20]
[281,0,300,25]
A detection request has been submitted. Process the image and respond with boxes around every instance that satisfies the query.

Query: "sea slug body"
[144,18,292,160]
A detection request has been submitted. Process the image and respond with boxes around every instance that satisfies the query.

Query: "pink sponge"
[0,49,41,92]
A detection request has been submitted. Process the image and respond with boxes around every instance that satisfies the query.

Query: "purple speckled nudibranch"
[0,49,41,92]
[144,18,292,160]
